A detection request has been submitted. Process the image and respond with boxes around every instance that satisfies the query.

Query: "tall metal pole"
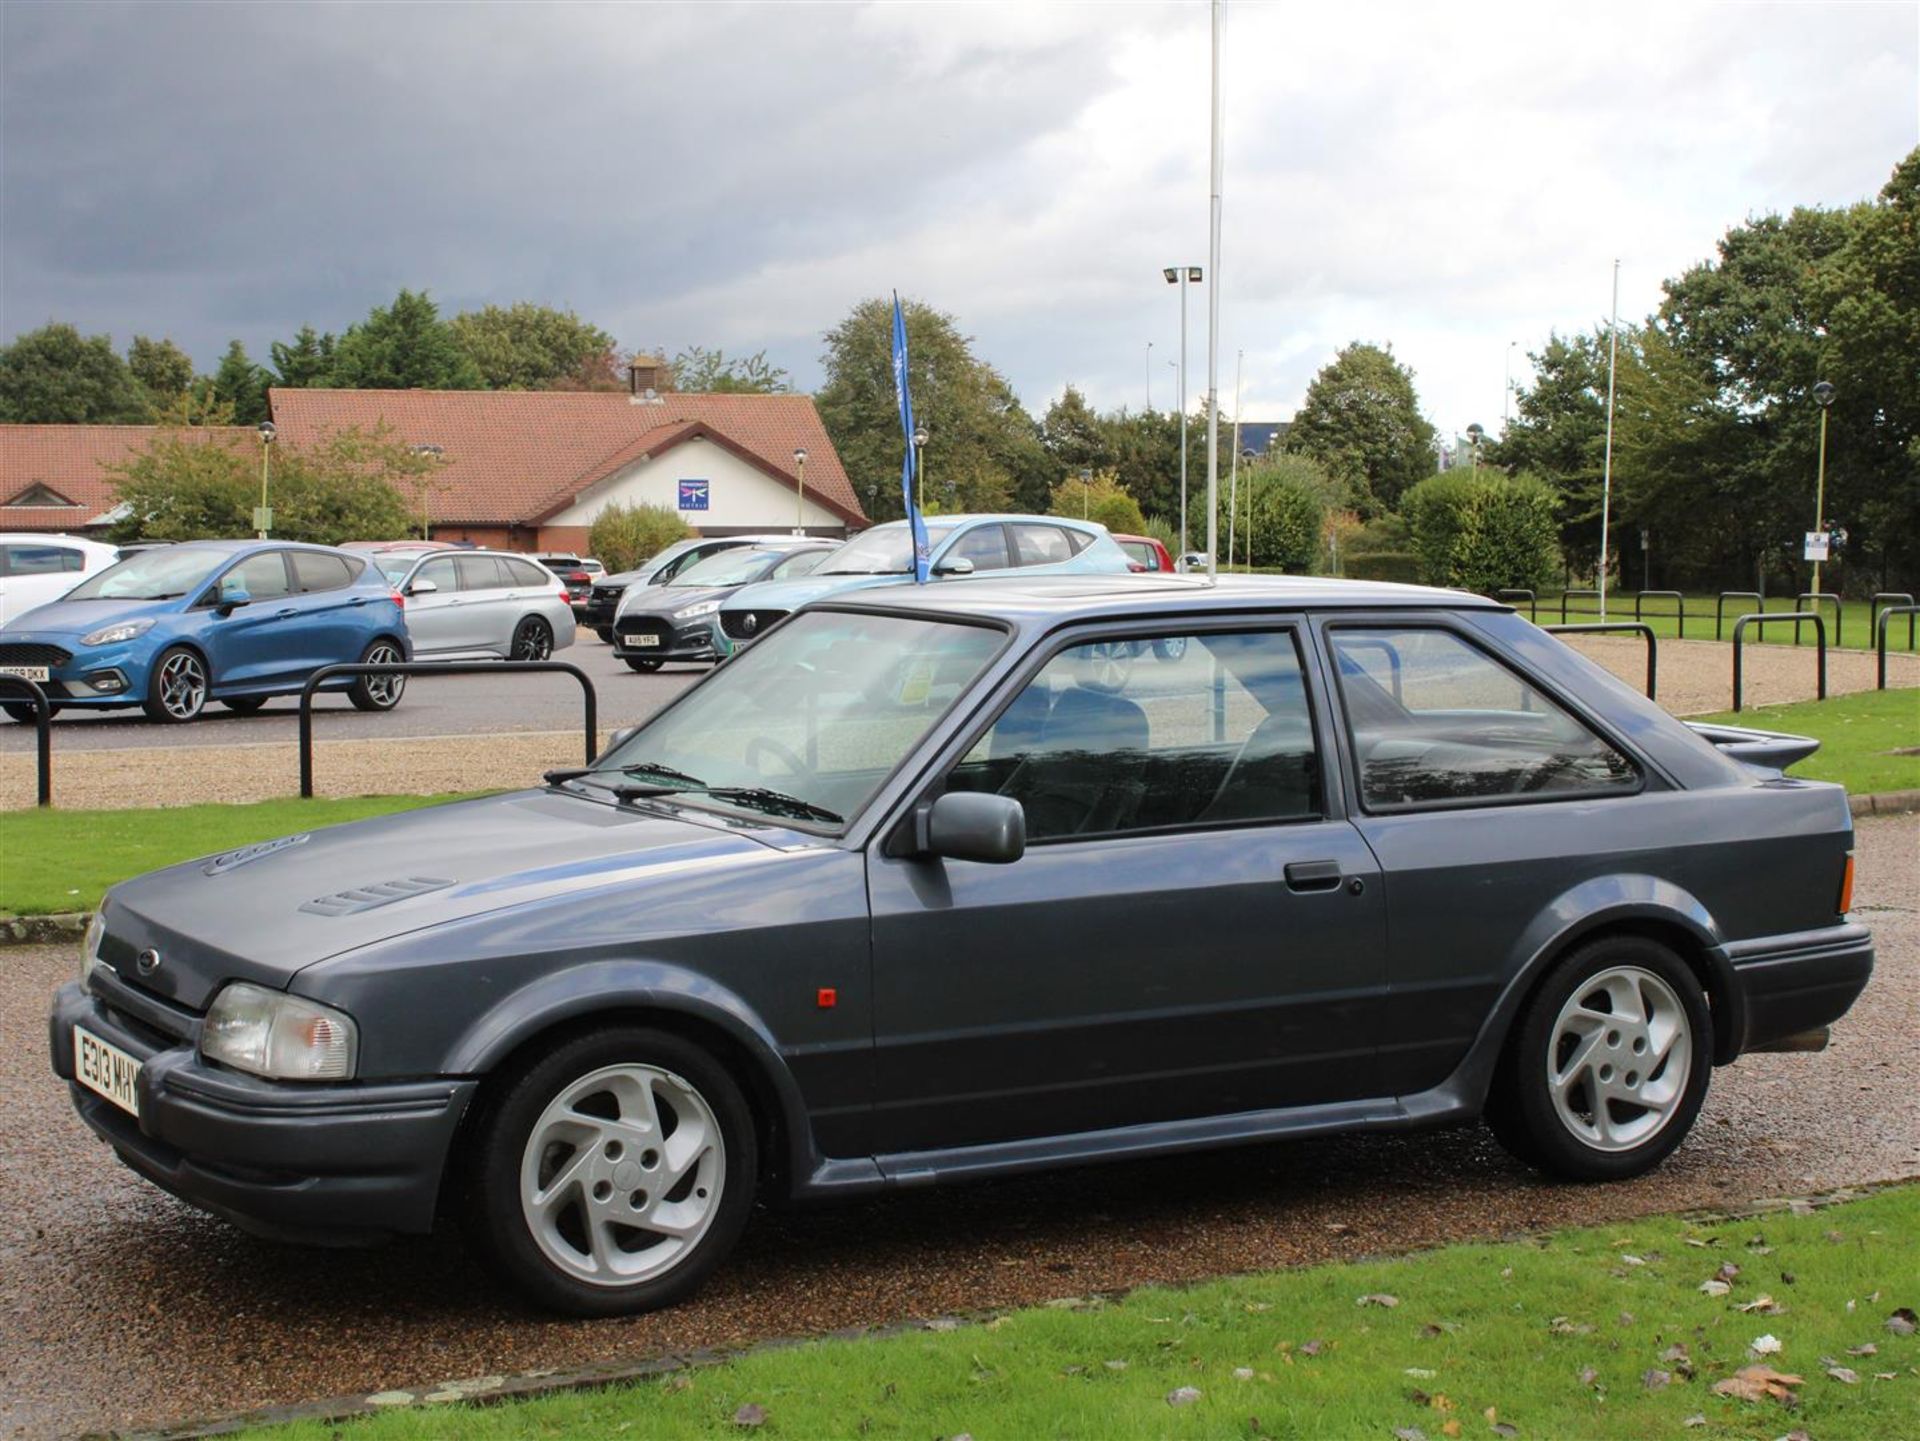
[1598,258,1620,620]
[1227,349,1243,573]
[1146,341,1154,412]
[1178,273,1190,557]
[1204,0,1222,585]
[1504,340,1516,427]
[1811,402,1830,599]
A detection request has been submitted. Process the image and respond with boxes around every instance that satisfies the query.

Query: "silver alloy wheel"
[157,651,207,719]
[514,618,553,661]
[518,1062,725,1287]
[1546,965,1693,1153]
[1078,639,1135,693]
[362,642,405,706]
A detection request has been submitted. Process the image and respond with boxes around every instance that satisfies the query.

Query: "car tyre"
[143,645,209,723]
[623,656,666,673]
[468,1025,757,1317]
[595,627,615,644]
[347,639,406,712]
[220,697,268,715]
[1152,636,1189,662]
[1486,935,1711,1182]
[511,616,554,662]
[3,701,58,723]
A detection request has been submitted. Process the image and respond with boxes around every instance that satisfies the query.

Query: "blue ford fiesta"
[0,540,410,724]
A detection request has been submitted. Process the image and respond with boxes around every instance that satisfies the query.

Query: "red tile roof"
[266,389,866,527]
[0,425,255,529]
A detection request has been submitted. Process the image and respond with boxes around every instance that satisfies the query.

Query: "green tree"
[670,345,791,394]
[105,431,255,540]
[271,325,339,388]
[0,322,148,423]
[1191,452,1328,572]
[815,297,1045,520]
[450,303,617,390]
[210,339,270,425]
[588,501,693,572]
[1403,469,1561,594]
[1284,342,1436,517]
[331,289,485,391]
[126,336,195,410]
[1049,467,1145,534]
[1040,385,1113,473]
[268,426,425,543]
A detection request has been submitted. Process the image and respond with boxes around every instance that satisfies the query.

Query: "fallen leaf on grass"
[1166,1386,1203,1406]
[1710,1365,1804,1403]
[1718,1261,1742,1282]
[1579,1366,1600,1388]
[1825,1364,1860,1385]
[1548,1316,1595,1336]
[1681,1415,1706,1428]
[1405,1368,1438,1379]
[1392,1428,1427,1441]
[1621,1254,1647,1266]
[1847,1342,1878,1357]
[1104,1360,1127,1371]
[1491,1427,1518,1439]
[1643,1369,1672,1390]
[1299,1339,1324,1357]
[1233,1368,1255,1381]
[1750,1334,1783,1356]
[1700,1280,1732,1298]
[1888,1308,1918,1336]
[1359,1293,1401,1308]
[1439,1421,1461,1438]
[732,1403,767,1428]
[1738,1295,1786,1315]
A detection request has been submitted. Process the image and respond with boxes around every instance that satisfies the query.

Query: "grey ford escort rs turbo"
[50,576,1872,1315]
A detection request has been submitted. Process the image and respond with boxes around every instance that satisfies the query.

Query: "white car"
[368,549,578,661]
[0,533,122,626]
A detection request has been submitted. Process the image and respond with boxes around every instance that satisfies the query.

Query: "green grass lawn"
[1529,592,1919,654]
[1692,688,1920,797]
[0,794,465,916]
[249,1184,1920,1440]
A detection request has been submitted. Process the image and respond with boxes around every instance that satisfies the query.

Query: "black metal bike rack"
[1871,592,1917,653]
[1543,622,1658,701]
[298,661,598,799]
[1793,592,1841,649]
[0,676,52,807]
[1731,612,1825,713]
[1633,589,1687,639]
[1879,606,1920,691]
[1495,588,1537,620]
[1557,589,1601,625]
[1715,591,1763,642]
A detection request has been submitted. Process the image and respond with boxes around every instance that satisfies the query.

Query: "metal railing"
[0,676,52,807]
[1731,612,1825,713]
[298,661,598,799]
[1558,589,1601,625]
[1879,606,1920,691]
[1633,589,1687,639]
[1793,591,1842,648]
[1338,637,1404,703]
[1495,588,1537,620]
[1715,591,1763,641]
[1543,622,1658,701]
[1872,592,1917,653]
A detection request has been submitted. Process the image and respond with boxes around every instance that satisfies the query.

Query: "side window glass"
[1329,628,1638,810]
[509,558,551,586]
[225,552,293,601]
[947,525,1011,571]
[417,557,460,592]
[948,629,1321,841]
[290,552,354,593]
[458,555,510,591]
[771,550,829,579]
[4,544,80,576]
[1011,524,1073,567]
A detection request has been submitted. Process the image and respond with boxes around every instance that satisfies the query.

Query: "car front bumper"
[1,631,151,708]
[1724,921,1873,1057]
[50,979,474,1243]
[612,614,718,662]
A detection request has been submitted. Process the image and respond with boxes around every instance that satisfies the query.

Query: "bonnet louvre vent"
[299,876,453,917]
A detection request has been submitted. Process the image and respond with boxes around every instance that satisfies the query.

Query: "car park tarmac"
[1,810,1913,1439]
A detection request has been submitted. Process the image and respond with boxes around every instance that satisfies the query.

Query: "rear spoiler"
[1685,721,1821,772]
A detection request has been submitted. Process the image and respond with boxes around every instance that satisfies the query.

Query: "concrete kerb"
[113,1177,1916,1441]
[8,789,1920,951]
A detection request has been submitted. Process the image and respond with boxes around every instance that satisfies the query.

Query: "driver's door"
[203,551,298,689]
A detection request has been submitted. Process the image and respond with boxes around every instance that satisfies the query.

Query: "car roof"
[815,572,1499,621]
[858,514,1108,534]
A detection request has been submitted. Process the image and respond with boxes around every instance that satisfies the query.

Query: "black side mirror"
[917,791,1025,865]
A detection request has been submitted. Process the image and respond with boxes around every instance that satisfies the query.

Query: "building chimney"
[627,355,671,398]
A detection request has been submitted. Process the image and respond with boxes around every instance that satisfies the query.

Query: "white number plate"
[633,634,661,647]
[74,1026,141,1118]
[0,665,50,682]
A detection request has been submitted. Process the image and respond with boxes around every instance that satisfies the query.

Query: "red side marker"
[816,987,838,1009]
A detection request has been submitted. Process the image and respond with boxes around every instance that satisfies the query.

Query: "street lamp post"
[255,420,276,538]
[912,424,928,513]
[410,443,443,539]
[792,447,808,535]
[1163,264,1202,555]
[1504,340,1518,427]
[1811,381,1836,598]
[1078,468,1092,519]
[1465,423,1485,471]
[1145,341,1154,412]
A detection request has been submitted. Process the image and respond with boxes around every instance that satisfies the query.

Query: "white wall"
[546,436,844,530]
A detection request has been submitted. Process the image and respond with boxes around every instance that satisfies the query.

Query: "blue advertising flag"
[892,293,931,584]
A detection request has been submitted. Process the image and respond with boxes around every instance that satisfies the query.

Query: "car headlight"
[674,599,722,620]
[201,982,358,1081]
[81,617,155,647]
[78,911,105,987]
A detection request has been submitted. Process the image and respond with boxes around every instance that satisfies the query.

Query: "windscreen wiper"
[618,761,708,788]
[700,787,843,824]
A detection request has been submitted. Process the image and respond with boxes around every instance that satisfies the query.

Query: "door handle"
[1284,859,1343,892]
[274,607,298,619]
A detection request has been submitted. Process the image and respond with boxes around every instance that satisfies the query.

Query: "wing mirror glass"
[407,577,439,595]
[918,791,1025,865]
[216,579,252,611]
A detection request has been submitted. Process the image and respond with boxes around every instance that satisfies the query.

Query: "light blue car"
[712,514,1134,655]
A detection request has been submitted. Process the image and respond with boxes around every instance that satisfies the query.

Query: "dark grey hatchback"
[51,577,1872,1314]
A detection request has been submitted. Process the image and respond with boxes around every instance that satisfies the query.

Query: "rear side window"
[3,544,84,575]
[458,555,512,591]
[947,524,1012,571]
[290,552,356,592]
[1010,524,1074,567]
[1120,540,1159,570]
[223,551,294,602]
[505,557,553,586]
[1328,627,1637,811]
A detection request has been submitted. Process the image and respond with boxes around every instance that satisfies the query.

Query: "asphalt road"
[1,812,1913,1439]
[0,637,700,753]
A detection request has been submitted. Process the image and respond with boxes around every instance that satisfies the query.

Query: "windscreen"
[816,524,956,575]
[668,548,791,588]
[62,547,226,602]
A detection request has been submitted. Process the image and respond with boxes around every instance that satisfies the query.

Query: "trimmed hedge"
[1403,469,1559,594]
[1192,455,1328,572]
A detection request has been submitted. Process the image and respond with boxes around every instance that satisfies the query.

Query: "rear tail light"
[1838,853,1855,915]
[390,588,405,610]
[1127,561,1147,573]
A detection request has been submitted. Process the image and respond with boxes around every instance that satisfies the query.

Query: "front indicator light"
[81,617,155,647]
[1838,853,1855,915]
[201,982,358,1080]
[78,911,105,987]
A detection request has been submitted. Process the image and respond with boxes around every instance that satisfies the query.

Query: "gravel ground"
[1559,633,1918,716]
[0,812,1912,1439]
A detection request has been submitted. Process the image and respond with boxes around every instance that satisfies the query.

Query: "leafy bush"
[1403,469,1560,593]
[589,501,693,572]
[1193,454,1327,571]
[1049,468,1146,535]
[1343,513,1421,583]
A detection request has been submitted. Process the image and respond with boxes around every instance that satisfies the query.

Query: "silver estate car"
[370,549,578,661]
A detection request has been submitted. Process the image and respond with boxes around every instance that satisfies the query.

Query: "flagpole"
[1227,349,1243,574]
[1598,258,1620,620]
[1204,0,1223,585]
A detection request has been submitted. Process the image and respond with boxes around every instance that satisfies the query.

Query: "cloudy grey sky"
[3,1,1915,441]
